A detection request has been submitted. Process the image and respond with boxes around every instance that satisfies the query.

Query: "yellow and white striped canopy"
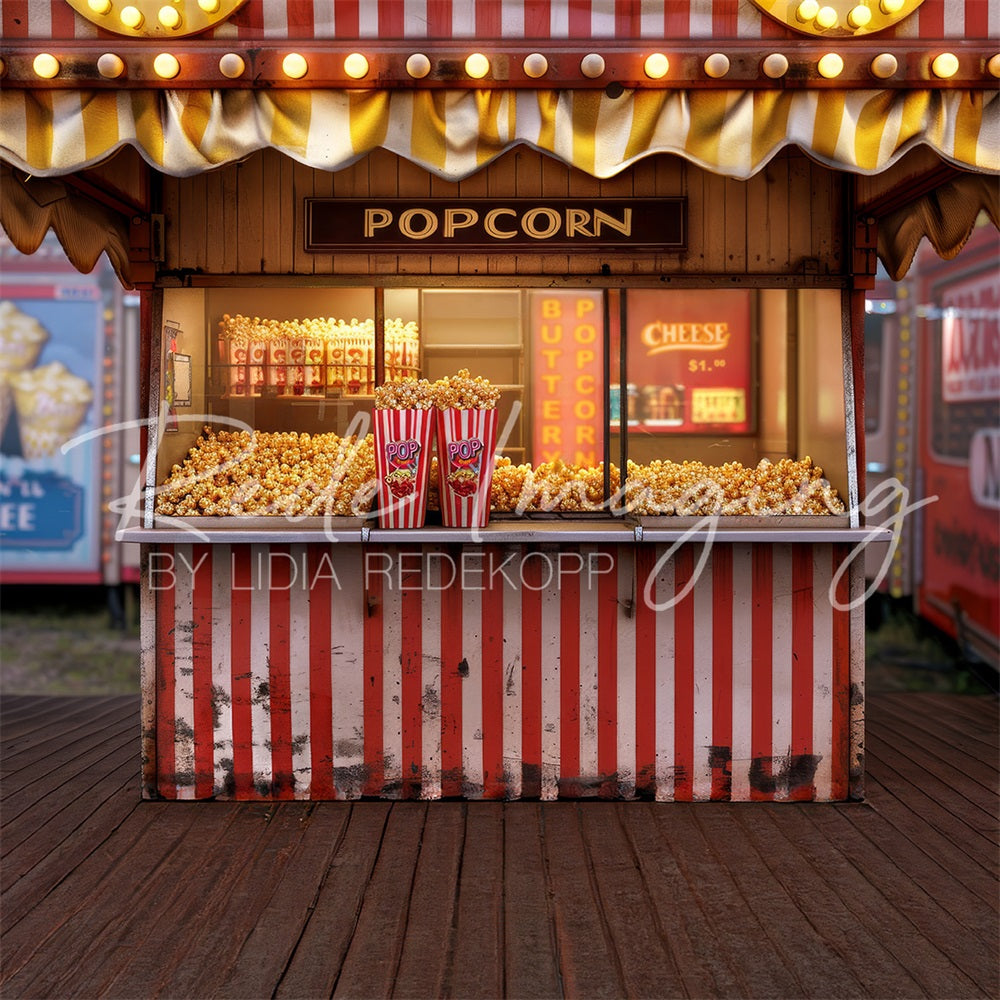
[1,86,997,180]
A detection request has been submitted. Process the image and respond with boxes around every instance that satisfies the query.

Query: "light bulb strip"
[2,43,995,88]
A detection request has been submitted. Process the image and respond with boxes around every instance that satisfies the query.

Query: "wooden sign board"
[305,198,685,253]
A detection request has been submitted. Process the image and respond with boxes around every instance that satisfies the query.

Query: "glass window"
[154,284,849,520]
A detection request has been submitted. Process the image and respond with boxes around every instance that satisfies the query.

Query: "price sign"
[691,389,747,425]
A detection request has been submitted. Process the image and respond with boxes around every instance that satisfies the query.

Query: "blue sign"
[0,471,85,549]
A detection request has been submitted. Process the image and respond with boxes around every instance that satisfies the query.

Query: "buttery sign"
[305,199,685,253]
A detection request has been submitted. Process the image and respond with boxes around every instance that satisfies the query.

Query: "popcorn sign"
[446,437,484,498]
[384,438,422,499]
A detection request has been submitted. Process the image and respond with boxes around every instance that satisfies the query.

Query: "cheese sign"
[618,289,754,434]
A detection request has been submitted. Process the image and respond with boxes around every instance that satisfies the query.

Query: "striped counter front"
[140,539,864,802]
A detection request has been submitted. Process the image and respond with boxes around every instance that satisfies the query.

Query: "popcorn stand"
[1,0,996,801]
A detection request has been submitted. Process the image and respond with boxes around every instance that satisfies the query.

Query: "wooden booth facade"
[1,0,997,801]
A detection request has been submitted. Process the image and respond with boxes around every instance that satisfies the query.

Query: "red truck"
[865,220,999,672]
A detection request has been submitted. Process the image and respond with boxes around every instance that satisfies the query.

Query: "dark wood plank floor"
[1,692,997,999]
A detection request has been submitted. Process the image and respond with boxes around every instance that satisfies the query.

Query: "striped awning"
[1,86,997,181]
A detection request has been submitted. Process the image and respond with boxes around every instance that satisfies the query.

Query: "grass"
[0,585,140,697]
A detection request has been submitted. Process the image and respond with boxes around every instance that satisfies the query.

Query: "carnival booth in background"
[1,0,996,801]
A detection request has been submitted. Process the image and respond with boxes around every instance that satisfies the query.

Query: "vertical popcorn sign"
[530,291,605,466]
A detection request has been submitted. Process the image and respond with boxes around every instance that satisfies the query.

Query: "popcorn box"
[374,408,436,529]
[288,338,306,396]
[303,337,325,396]
[266,337,288,393]
[248,337,266,396]
[436,408,499,528]
[228,335,249,396]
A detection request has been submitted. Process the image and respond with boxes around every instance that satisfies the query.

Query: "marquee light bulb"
[870,53,898,78]
[120,5,144,28]
[33,53,60,79]
[580,53,606,78]
[219,53,245,79]
[158,6,182,29]
[97,53,125,78]
[282,53,308,79]
[816,5,839,26]
[153,53,180,78]
[644,53,670,79]
[880,0,904,12]
[465,53,490,79]
[989,54,1000,78]
[796,0,819,20]
[344,53,369,79]
[523,53,548,78]
[406,53,431,78]
[88,0,112,13]
[817,52,844,78]
[848,4,872,27]
[931,52,959,78]
[762,53,789,78]
[703,53,730,78]
[198,0,221,10]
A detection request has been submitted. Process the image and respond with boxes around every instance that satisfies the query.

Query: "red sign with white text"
[530,291,605,466]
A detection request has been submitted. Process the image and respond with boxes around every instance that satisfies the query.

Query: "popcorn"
[431,368,501,410]
[218,314,420,398]
[155,428,376,517]
[623,456,845,516]
[374,377,436,410]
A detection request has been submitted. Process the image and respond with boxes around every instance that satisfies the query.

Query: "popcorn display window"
[151,285,850,526]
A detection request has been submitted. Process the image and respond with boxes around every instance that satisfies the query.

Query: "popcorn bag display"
[0,300,50,440]
[374,407,437,528]
[436,407,499,528]
[9,361,93,459]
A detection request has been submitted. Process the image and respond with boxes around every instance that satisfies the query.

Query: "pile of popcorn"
[155,428,376,517]
[491,458,620,512]
[375,369,501,410]
[488,455,843,515]
[624,456,845,515]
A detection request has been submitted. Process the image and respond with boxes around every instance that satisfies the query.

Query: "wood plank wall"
[160,148,845,280]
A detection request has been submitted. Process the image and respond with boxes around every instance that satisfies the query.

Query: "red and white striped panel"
[2,0,993,40]
[146,539,860,802]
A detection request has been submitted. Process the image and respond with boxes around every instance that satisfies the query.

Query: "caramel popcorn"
[155,428,376,517]
[624,456,845,516]
[431,368,501,410]
[374,377,436,409]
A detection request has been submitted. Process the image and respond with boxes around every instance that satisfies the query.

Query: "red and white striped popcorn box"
[436,408,499,528]
[247,337,266,397]
[374,408,436,529]
[304,337,325,395]
[267,337,288,392]
[288,338,306,395]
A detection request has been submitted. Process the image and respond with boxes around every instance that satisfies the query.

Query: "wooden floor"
[1,692,997,1000]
